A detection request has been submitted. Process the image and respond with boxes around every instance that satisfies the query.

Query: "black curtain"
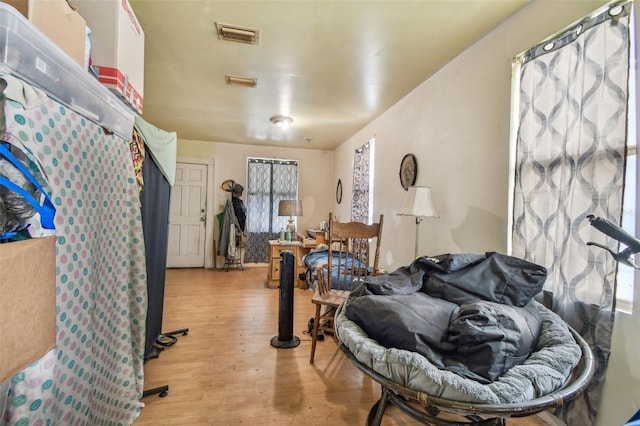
[140,149,171,358]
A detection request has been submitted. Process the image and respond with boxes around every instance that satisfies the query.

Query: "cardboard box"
[70,0,144,113]
[4,0,87,67]
[0,236,57,383]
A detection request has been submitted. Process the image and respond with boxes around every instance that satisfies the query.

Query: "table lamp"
[278,200,303,234]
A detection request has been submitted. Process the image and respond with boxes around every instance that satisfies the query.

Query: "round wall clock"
[399,154,417,191]
[336,179,343,204]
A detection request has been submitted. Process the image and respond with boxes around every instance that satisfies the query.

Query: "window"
[617,150,636,311]
[351,138,375,223]
[244,158,298,263]
[617,19,637,311]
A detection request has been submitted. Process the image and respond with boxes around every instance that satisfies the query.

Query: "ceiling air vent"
[225,74,257,88]
[215,23,260,45]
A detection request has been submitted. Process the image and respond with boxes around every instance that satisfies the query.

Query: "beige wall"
[334,0,612,271]
[332,1,637,425]
[177,139,334,266]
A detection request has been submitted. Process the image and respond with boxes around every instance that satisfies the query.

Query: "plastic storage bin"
[0,2,135,140]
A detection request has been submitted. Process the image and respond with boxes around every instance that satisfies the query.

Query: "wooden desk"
[267,240,315,289]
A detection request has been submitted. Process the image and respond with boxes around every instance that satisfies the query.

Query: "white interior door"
[167,162,207,267]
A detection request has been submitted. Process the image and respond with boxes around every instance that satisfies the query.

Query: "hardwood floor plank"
[134,267,548,425]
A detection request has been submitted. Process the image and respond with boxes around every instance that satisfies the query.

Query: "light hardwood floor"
[134,267,548,426]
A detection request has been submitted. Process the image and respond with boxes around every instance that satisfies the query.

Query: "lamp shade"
[278,200,303,217]
[399,186,438,218]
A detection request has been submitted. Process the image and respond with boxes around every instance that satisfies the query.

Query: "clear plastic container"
[0,3,135,140]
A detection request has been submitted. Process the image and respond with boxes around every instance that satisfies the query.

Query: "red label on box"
[96,66,143,113]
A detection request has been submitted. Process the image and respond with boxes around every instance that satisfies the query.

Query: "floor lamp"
[398,186,438,259]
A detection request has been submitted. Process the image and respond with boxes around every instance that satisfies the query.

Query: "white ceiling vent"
[225,74,257,88]
[215,23,260,45]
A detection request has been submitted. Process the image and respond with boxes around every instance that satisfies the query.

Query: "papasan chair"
[335,251,595,426]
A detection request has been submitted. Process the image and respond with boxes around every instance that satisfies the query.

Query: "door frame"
[176,156,215,268]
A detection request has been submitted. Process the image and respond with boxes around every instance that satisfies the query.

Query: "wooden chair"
[310,213,384,364]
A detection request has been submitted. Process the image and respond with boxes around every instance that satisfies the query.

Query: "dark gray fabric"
[345,291,542,383]
[345,293,459,367]
[232,194,246,232]
[357,265,424,295]
[354,253,486,297]
[411,253,486,273]
[140,149,171,359]
[423,252,547,307]
[445,299,541,383]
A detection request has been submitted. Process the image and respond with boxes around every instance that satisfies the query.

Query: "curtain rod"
[513,0,632,65]
[248,157,298,166]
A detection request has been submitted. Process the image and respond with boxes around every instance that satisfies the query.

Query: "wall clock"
[399,154,417,191]
[336,179,343,204]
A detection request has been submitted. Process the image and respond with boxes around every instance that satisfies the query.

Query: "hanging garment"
[129,128,146,192]
[218,199,241,259]
[232,194,247,232]
[134,115,177,186]
[0,74,48,109]
[0,140,56,239]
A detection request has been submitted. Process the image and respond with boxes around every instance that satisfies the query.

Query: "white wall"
[332,0,638,425]
[177,139,334,266]
[334,0,611,271]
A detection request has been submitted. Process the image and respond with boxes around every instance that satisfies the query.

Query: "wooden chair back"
[316,213,384,296]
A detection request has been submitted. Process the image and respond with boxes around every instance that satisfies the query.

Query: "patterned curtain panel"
[244,158,298,263]
[512,6,630,425]
[351,141,371,223]
[2,98,146,424]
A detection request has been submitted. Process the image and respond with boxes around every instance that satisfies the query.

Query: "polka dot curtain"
[2,98,147,425]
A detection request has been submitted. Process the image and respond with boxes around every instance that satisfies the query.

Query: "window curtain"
[511,3,630,424]
[351,141,371,223]
[244,158,298,263]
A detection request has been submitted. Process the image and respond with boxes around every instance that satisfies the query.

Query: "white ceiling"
[129,0,529,150]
